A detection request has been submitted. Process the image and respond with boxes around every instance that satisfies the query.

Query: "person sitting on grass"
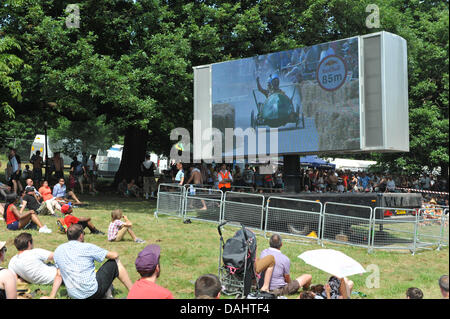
[323,276,354,299]
[4,194,52,233]
[0,241,17,299]
[194,274,222,299]
[117,179,128,196]
[126,179,141,198]
[20,182,47,216]
[45,224,134,299]
[406,287,424,299]
[259,234,312,296]
[8,233,58,286]
[299,291,316,299]
[52,178,82,205]
[57,203,104,235]
[38,180,62,216]
[127,244,173,299]
[439,275,449,299]
[107,209,145,244]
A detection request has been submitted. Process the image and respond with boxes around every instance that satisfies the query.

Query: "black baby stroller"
[218,221,270,298]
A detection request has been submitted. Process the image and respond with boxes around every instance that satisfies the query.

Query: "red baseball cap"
[61,204,72,214]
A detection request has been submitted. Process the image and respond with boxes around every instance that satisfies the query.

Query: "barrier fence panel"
[370,207,419,253]
[439,208,449,249]
[264,196,322,244]
[415,206,447,250]
[231,185,286,194]
[155,183,185,218]
[222,192,265,231]
[184,186,223,224]
[321,202,373,250]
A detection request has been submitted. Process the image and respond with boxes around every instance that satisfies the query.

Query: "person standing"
[8,148,22,195]
[174,162,184,186]
[218,164,233,192]
[70,156,87,194]
[243,164,255,189]
[141,154,156,199]
[87,154,98,194]
[52,152,64,180]
[30,151,43,186]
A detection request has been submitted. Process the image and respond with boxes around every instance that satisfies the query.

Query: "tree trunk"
[114,126,148,186]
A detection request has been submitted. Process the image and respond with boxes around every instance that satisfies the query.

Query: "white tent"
[328,158,377,171]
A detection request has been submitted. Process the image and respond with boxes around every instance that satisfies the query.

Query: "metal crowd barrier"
[184,186,224,224]
[264,196,323,245]
[370,207,420,253]
[321,202,373,249]
[415,207,447,251]
[222,191,266,231]
[155,187,449,254]
[439,208,449,249]
[155,183,185,218]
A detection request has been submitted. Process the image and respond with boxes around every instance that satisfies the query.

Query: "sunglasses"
[0,247,7,254]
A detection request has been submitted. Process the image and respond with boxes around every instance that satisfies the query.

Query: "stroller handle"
[218,220,228,238]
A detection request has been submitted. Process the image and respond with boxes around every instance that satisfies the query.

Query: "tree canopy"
[0,0,448,180]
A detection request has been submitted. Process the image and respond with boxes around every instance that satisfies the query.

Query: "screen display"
[211,36,360,157]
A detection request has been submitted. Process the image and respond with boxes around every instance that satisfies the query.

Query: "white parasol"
[298,249,366,278]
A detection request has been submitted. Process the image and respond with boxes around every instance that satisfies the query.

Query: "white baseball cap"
[0,241,6,251]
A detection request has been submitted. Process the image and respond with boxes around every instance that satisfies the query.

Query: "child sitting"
[57,203,104,235]
[107,209,145,243]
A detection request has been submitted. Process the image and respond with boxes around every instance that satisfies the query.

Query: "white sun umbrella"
[298,249,366,278]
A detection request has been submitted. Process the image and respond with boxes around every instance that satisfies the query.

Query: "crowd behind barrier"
[159,161,449,205]
[156,182,449,254]
[1,149,449,300]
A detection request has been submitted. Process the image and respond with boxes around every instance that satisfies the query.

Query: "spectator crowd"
[0,149,448,300]
[0,229,448,300]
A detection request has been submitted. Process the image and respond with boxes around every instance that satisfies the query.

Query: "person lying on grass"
[57,203,104,235]
[107,209,145,244]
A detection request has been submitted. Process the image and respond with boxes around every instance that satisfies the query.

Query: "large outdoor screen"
[193,32,409,162]
[211,36,360,157]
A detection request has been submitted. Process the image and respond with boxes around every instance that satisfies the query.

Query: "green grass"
[0,193,448,299]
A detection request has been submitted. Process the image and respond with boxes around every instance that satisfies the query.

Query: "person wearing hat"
[0,241,17,299]
[58,203,104,235]
[127,244,173,299]
[49,223,133,299]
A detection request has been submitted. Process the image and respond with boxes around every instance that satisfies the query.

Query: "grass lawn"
[0,191,448,299]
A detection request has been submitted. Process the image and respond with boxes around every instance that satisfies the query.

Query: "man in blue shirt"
[47,224,133,299]
[358,172,371,192]
[52,178,82,204]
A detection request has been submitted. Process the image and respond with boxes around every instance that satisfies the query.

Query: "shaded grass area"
[0,193,448,299]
